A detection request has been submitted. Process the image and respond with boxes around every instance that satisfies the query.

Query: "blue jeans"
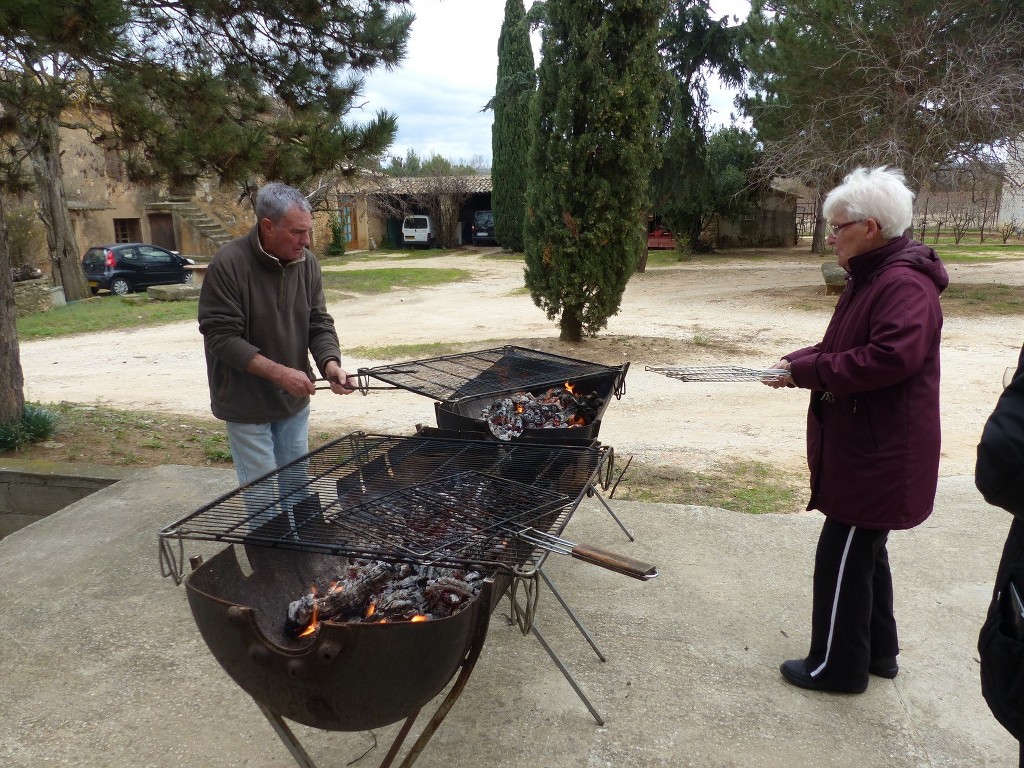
[226,406,311,531]
[225,405,311,485]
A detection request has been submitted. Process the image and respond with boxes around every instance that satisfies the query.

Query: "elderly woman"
[764,166,948,693]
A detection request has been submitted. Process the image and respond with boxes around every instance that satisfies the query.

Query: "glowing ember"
[481,383,604,441]
[284,561,484,638]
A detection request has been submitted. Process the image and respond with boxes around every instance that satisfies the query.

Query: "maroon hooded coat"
[786,235,948,530]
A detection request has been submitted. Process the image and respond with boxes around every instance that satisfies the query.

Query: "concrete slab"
[0,467,1016,767]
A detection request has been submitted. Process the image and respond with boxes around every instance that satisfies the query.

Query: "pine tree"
[650,1,744,253]
[491,0,535,252]
[0,0,412,426]
[524,0,665,342]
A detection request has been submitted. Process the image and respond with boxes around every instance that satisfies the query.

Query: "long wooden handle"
[570,543,659,581]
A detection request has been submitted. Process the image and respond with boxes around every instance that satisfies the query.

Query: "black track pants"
[804,518,899,689]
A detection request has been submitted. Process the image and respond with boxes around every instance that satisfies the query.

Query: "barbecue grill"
[356,345,628,441]
[160,430,656,767]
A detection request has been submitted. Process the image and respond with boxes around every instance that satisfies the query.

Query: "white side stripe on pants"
[810,526,856,678]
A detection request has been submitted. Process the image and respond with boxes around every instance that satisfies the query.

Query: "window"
[114,218,142,243]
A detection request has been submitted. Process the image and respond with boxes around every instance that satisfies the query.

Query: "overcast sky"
[360,0,752,168]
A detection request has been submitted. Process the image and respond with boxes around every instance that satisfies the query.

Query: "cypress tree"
[524,0,665,342]
[491,0,535,252]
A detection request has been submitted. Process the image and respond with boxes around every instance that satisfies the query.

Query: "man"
[763,166,948,693]
[199,181,357,486]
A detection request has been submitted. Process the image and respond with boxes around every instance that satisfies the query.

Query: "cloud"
[359,0,751,166]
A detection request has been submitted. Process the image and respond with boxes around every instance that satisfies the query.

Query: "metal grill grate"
[646,365,788,383]
[359,345,627,403]
[159,432,609,574]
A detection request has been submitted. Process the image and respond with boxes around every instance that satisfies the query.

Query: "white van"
[401,215,437,248]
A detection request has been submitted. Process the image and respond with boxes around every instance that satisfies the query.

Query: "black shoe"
[869,656,899,679]
[779,659,867,694]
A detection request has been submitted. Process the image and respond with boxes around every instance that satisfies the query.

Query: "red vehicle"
[647,226,676,250]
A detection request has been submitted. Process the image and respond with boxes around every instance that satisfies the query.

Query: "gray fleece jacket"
[198,226,341,423]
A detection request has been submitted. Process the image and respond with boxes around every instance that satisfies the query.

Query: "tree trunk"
[559,310,583,343]
[636,244,649,273]
[811,193,827,253]
[30,117,89,302]
[0,192,25,425]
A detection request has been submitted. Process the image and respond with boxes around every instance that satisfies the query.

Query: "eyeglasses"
[829,220,864,235]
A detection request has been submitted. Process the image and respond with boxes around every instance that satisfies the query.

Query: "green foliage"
[492,0,535,252]
[651,2,746,251]
[385,149,477,178]
[524,0,666,341]
[326,214,347,258]
[3,206,44,270]
[741,0,1024,190]
[0,403,58,452]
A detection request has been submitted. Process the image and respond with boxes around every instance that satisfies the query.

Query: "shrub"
[0,404,59,452]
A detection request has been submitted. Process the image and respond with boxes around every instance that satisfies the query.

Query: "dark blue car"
[82,243,193,296]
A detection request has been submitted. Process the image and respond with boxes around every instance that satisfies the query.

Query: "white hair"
[823,166,915,239]
[256,182,311,223]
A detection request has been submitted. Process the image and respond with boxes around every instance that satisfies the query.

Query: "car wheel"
[110,277,132,296]
[184,271,194,285]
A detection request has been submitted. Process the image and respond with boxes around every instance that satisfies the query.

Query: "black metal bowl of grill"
[185,545,499,732]
[358,346,628,441]
[433,368,623,440]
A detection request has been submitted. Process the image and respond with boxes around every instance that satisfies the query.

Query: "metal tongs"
[313,371,410,393]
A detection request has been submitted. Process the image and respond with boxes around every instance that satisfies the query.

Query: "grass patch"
[321,267,471,294]
[0,402,366,469]
[16,296,198,340]
[612,458,803,514]
[345,341,474,361]
[321,248,440,265]
[941,283,1024,316]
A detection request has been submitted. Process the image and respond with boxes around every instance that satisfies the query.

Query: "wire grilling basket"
[646,365,788,383]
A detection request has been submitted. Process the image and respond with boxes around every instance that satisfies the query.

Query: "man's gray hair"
[255,182,312,223]
[823,166,915,239]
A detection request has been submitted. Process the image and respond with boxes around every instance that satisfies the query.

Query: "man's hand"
[324,360,358,395]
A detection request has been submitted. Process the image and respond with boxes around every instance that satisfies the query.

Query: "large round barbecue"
[159,348,652,768]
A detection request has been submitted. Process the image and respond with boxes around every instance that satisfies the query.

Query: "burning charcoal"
[284,561,401,637]
[424,576,483,618]
[482,384,604,439]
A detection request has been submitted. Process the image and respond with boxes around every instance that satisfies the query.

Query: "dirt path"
[22,247,1024,479]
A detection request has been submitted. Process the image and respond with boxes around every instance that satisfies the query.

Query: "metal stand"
[503,486,637,727]
[508,549,614,726]
[255,593,491,768]
[591,485,634,542]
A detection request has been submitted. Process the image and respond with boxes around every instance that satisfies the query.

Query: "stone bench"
[821,262,847,295]
[148,283,201,301]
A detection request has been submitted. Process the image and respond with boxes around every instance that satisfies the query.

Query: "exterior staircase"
[146,197,234,256]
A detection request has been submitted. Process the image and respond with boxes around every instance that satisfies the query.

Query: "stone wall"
[12,278,52,317]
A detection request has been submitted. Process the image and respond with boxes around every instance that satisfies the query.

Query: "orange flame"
[564,381,576,394]
[365,600,377,618]
[298,602,319,638]
[410,614,429,623]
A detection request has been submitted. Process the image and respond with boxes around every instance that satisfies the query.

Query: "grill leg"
[530,620,605,726]
[254,702,319,768]
[590,486,634,542]
[396,601,492,768]
[539,568,606,662]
